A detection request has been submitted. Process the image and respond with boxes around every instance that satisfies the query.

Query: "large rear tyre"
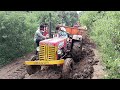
[62,58,74,79]
[71,41,82,62]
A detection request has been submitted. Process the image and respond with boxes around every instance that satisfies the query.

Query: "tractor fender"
[72,35,82,41]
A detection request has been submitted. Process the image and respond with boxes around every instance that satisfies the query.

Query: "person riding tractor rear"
[55,25,68,38]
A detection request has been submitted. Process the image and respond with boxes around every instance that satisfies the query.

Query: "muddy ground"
[0,36,105,79]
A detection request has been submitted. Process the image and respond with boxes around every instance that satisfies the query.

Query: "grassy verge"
[79,11,120,79]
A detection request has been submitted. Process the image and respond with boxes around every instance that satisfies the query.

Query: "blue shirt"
[58,31,68,38]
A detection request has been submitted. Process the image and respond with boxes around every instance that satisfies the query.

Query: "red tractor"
[24,25,85,78]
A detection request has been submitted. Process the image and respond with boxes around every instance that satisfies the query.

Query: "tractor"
[24,22,87,78]
[24,25,86,78]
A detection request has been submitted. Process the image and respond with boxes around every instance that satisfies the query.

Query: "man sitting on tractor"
[34,24,48,55]
[55,25,68,38]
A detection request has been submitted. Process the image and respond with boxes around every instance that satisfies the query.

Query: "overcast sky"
[77,11,82,14]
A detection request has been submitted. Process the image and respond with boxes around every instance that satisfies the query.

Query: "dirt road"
[0,37,105,79]
[0,53,34,79]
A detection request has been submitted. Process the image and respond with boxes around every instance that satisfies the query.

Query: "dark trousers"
[35,39,41,55]
[36,38,41,47]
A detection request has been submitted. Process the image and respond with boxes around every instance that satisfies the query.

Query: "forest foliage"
[79,11,120,78]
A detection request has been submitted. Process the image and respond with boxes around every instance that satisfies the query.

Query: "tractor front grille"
[48,46,56,60]
[39,45,47,61]
[39,44,57,61]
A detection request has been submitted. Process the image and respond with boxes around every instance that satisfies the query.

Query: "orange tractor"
[24,24,87,78]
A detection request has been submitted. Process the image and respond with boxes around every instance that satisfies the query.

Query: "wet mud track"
[0,37,104,79]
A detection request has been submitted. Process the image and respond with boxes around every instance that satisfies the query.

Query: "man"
[34,24,47,55]
[55,25,68,38]
[59,26,68,38]
[43,23,49,37]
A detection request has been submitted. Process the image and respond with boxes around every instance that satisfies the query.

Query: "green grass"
[79,11,120,79]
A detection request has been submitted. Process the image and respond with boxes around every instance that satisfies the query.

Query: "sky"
[77,11,82,14]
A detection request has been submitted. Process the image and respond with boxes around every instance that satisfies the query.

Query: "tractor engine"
[39,37,67,61]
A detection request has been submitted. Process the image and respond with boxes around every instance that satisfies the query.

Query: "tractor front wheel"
[62,58,74,79]
[26,65,40,75]
[26,55,40,75]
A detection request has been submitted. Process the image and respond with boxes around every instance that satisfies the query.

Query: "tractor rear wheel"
[71,41,82,62]
[26,55,40,75]
[62,58,74,79]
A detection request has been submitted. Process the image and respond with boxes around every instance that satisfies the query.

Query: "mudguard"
[72,35,82,41]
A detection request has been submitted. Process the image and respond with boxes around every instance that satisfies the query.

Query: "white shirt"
[34,29,46,42]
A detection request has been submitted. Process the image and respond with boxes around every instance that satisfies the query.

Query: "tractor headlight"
[57,49,62,55]
[36,47,40,51]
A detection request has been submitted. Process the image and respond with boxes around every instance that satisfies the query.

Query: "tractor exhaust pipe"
[49,13,52,38]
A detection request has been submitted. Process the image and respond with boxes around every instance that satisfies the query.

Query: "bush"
[0,11,61,67]
[0,12,34,67]
[79,11,120,78]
